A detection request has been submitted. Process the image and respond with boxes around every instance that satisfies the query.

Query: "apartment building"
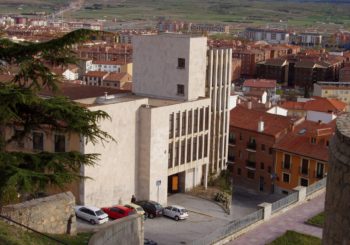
[274,120,333,194]
[313,81,350,108]
[244,28,290,44]
[229,105,294,193]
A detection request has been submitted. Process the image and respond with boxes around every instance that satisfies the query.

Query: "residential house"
[229,105,295,193]
[313,81,350,108]
[242,79,277,101]
[274,120,333,194]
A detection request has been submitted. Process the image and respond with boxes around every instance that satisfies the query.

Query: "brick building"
[274,120,334,194]
[229,105,294,193]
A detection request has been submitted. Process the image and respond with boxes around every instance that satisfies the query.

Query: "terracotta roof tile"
[230,106,293,137]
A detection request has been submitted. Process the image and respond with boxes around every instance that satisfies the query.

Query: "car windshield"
[155,204,162,210]
[95,210,104,216]
[180,209,187,213]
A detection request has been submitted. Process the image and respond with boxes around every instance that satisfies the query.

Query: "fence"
[192,209,263,245]
[271,191,299,213]
[306,177,327,196]
[192,177,327,245]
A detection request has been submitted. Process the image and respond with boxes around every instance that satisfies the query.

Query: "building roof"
[260,58,288,67]
[84,71,109,78]
[243,79,276,89]
[39,83,129,100]
[274,120,335,161]
[104,72,128,82]
[304,97,346,113]
[281,97,346,113]
[230,106,293,137]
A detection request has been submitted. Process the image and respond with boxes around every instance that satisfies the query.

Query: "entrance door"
[171,175,179,192]
[259,176,264,192]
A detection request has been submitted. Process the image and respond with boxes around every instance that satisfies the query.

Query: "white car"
[163,205,189,221]
[74,205,109,225]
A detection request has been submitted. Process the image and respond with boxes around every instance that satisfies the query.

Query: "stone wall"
[88,214,144,245]
[1,192,76,235]
[323,113,350,245]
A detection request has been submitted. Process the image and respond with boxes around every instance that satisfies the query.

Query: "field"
[73,0,350,29]
[1,0,350,30]
[306,212,325,228]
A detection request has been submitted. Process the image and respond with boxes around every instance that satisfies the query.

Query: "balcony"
[299,167,309,176]
[281,161,291,170]
[228,155,235,163]
[246,141,257,151]
[246,160,256,169]
[229,139,236,145]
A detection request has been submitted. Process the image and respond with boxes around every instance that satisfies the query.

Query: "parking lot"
[76,188,284,244]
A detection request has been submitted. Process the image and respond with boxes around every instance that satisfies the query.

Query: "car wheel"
[90,219,96,225]
[148,213,154,219]
[174,216,179,221]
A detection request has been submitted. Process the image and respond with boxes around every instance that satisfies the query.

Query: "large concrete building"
[23,34,231,207]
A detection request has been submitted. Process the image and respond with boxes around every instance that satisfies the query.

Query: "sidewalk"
[227,192,325,245]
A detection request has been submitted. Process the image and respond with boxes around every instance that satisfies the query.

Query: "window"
[54,134,65,152]
[282,173,290,183]
[247,170,255,179]
[182,112,186,135]
[14,129,24,148]
[199,108,204,131]
[261,144,265,151]
[169,114,174,138]
[204,134,208,158]
[187,139,192,163]
[33,132,44,151]
[237,168,241,175]
[239,133,242,140]
[269,147,273,155]
[192,138,197,161]
[229,132,236,144]
[177,84,185,96]
[168,143,173,168]
[301,159,309,175]
[193,109,198,133]
[268,166,272,173]
[177,58,185,69]
[311,137,316,144]
[300,178,308,187]
[316,162,324,178]
[283,154,291,169]
[175,142,179,166]
[175,112,180,137]
[260,162,265,170]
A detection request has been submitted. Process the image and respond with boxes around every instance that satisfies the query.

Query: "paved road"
[227,192,325,245]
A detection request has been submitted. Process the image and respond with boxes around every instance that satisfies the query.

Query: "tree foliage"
[0,29,113,206]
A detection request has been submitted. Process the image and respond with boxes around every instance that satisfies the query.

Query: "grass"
[306,212,325,228]
[0,220,92,245]
[267,230,322,245]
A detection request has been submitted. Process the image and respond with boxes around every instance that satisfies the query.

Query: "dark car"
[135,200,163,219]
[144,238,157,245]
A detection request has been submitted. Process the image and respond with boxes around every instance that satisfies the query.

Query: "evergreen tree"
[0,29,113,206]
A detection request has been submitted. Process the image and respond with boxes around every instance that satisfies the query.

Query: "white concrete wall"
[306,110,336,123]
[229,94,238,110]
[267,106,288,116]
[133,34,207,101]
[63,70,78,80]
[81,98,149,207]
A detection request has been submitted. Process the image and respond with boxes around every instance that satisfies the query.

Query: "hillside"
[76,0,350,28]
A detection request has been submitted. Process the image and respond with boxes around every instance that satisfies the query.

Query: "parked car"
[163,205,188,221]
[74,206,108,225]
[144,238,158,245]
[102,205,136,220]
[124,203,146,218]
[135,200,163,219]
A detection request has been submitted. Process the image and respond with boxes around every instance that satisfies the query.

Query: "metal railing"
[271,191,299,213]
[306,177,327,196]
[0,214,67,244]
[192,209,263,245]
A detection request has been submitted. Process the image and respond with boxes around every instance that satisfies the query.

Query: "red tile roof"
[230,106,293,137]
[84,71,109,78]
[243,79,276,89]
[281,98,346,113]
[304,97,346,113]
[274,120,335,161]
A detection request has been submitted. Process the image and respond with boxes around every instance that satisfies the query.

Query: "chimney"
[247,101,252,109]
[258,120,264,132]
